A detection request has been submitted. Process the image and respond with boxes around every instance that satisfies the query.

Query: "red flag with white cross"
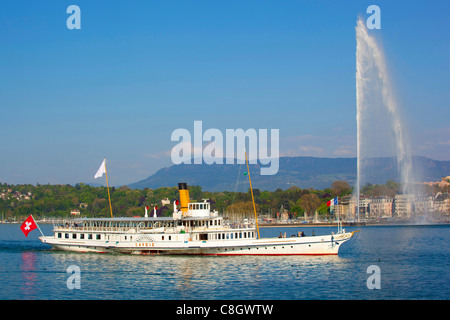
[20,215,38,237]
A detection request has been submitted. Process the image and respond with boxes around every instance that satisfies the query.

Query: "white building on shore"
[334,193,449,221]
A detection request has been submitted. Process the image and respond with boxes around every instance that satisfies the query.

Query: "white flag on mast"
[94,159,106,179]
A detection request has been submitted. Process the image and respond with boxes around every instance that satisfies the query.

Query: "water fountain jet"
[355,17,415,220]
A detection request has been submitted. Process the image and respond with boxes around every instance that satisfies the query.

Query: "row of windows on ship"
[56,230,255,241]
[69,219,223,229]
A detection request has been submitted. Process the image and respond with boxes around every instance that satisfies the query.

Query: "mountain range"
[128,156,450,192]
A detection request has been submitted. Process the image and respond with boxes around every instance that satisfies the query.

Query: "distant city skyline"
[1,1,449,186]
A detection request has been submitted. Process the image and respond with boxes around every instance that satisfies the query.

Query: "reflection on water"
[20,252,37,299]
[47,251,351,299]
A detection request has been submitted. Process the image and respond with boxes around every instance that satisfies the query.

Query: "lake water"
[0,223,448,300]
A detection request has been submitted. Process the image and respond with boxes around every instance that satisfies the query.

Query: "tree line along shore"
[1,179,448,223]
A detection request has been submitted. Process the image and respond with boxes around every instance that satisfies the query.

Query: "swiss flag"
[20,215,38,237]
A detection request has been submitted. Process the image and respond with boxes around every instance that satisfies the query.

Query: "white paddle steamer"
[40,183,357,255]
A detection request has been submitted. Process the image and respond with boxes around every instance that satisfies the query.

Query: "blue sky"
[1,0,449,186]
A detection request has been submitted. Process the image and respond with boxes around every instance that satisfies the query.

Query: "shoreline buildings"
[333,177,450,221]
[335,192,449,221]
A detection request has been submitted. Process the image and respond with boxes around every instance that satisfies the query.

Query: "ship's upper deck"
[53,195,254,234]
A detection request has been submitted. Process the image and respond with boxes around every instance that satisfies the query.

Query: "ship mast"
[245,150,260,239]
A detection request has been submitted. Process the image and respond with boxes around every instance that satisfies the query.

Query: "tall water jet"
[355,17,414,220]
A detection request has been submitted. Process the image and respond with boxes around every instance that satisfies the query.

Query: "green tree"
[298,193,321,219]
[331,181,352,197]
